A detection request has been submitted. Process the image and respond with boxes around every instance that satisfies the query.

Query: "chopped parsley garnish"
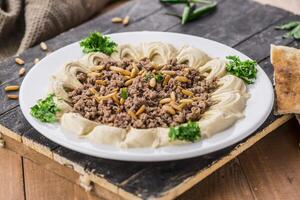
[155,72,164,83]
[169,121,201,142]
[30,94,60,123]
[226,56,257,84]
[79,32,117,55]
[120,87,128,99]
[144,73,153,81]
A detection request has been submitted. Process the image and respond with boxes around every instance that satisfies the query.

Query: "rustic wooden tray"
[0,0,298,199]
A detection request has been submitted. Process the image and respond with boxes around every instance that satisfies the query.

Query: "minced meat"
[69,58,217,129]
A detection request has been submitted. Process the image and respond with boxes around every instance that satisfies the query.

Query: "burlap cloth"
[0,0,110,60]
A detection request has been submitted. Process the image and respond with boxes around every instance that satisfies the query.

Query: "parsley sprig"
[30,94,60,123]
[120,88,128,100]
[169,121,201,142]
[80,32,117,55]
[226,56,257,84]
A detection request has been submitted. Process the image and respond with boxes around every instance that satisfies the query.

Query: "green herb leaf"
[30,94,60,123]
[289,25,300,39]
[169,121,201,142]
[80,32,117,55]
[155,72,164,83]
[120,88,128,100]
[275,21,300,30]
[144,73,153,81]
[226,56,257,84]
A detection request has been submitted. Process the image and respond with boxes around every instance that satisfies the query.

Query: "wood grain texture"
[23,158,78,200]
[239,118,300,200]
[178,159,255,200]
[0,0,299,199]
[0,148,25,200]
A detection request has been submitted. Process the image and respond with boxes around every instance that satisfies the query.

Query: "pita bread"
[271,45,300,114]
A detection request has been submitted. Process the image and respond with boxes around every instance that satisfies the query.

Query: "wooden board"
[0,148,25,200]
[0,0,299,199]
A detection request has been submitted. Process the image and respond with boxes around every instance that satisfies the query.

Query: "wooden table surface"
[103,3,300,200]
[0,0,299,200]
[104,0,300,199]
[178,1,300,199]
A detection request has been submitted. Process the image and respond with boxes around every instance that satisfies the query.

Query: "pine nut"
[34,58,40,64]
[179,103,187,109]
[95,80,107,85]
[125,79,134,86]
[163,75,171,85]
[112,17,123,23]
[128,110,137,119]
[136,105,146,116]
[112,95,120,105]
[179,99,194,104]
[7,94,18,100]
[162,105,176,115]
[120,98,125,105]
[19,67,26,76]
[40,42,48,51]
[130,67,138,78]
[175,76,189,83]
[90,65,104,71]
[161,70,176,76]
[97,92,118,101]
[169,101,182,111]
[170,92,176,101]
[4,85,20,91]
[15,58,24,65]
[160,98,172,104]
[123,16,130,26]
[149,77,156,88]
[138,70,144,75]
[110,66,131,76]
[181,89,193,96]
[124,76,131,80]
[89,88,97,95]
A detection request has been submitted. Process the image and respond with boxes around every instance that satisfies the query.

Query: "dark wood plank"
[200,4,288,47]
[123,0,226,32]
[235,14,300,61]
[169,0,259,34]
[120,151,230,199]
[0,107,31,136]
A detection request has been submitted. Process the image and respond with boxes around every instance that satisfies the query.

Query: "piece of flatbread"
[271,45,300,114]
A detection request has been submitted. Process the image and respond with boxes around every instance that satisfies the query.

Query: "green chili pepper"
[182,4,192,24]
[187,2,217,22]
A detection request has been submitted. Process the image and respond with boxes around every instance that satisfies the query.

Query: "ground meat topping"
[68,58,218,129]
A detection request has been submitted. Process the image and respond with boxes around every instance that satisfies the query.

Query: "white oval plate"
[20,32,273,161]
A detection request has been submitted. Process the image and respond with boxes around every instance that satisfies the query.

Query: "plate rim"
[19,31,274,161]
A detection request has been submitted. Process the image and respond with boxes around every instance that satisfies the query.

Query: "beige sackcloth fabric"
[0,0,110,60]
